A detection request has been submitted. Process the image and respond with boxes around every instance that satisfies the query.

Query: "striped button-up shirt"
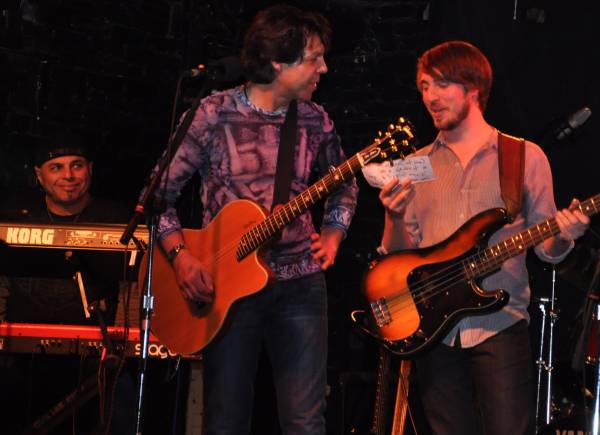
[402,129,571,347]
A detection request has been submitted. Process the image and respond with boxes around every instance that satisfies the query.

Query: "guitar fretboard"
[464,193,599,279]
[233,118,416,261]
[235,151,367,260]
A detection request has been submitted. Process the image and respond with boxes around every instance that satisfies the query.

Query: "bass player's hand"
[379,176,415,219]
[555,198,590,242]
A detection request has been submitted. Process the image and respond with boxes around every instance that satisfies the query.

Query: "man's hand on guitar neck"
[544,198,590,257]
[310,227,344,271]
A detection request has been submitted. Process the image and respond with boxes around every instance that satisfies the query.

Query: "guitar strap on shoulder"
[498,131,525,222]
[272,99,298,210]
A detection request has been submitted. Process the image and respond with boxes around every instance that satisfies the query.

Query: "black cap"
[33,133,93,167]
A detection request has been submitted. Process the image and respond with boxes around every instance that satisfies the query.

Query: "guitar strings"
[206,195,327,268]
[202,128,417,268]
[384,226,551,316]
[380,218,562,320]
[387,198,596,315]
[385,198,599,319]
[207,144,399,266]
[205,167,351,266]
[381,246,510,320]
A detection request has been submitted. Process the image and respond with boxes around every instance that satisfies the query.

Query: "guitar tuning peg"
[377,130,383,137]
[381,151,388,160]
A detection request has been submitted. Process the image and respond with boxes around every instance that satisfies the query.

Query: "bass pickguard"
[389,252,508,356]
[363,208,512,358]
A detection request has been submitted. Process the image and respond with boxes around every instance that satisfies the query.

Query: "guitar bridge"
[370,298,392,327]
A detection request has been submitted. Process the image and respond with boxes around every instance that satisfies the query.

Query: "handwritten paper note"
[361,156,435,188]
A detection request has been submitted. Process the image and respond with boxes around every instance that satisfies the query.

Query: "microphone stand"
[119,77,215,435]
[585,251,600,435]
[534,265,559,432]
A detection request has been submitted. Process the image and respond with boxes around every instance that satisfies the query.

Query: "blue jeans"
[202,272,328,435]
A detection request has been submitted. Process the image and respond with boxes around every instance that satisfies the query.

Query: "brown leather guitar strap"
[498,131,525,222]
[272,99,298,209]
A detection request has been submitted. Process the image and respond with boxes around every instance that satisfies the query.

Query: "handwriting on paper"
[361,156,435,188]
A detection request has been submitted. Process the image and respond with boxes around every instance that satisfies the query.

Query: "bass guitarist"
[378,40,589,435]
[148,4,357,434]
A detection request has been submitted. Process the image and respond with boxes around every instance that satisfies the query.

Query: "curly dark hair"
[241,4,331,84]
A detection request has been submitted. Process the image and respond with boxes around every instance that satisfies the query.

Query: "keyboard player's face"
[35,155,93,211]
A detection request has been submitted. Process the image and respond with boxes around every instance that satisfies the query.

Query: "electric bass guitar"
[140,118,417,354]
[363,194,599,358]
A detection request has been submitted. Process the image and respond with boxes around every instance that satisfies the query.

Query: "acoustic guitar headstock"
[359,117,418,165]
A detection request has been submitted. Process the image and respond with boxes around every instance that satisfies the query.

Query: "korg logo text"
[6,227,55,245]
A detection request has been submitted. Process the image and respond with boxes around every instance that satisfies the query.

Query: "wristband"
[166,243,186,263]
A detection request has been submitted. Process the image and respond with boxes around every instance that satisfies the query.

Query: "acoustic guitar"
[139,118,417,354]
[363,194,599,358]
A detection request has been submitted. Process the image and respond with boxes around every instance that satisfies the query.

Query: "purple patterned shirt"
[154,86,358,280]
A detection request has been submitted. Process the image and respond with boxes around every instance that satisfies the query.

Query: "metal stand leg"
[535,265,559,433]
[135,217,158,435]
[593,303,600,435]
[535,297,549,431]
[587,253,600,435]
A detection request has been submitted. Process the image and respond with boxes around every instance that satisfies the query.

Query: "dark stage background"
[1,0,598,434]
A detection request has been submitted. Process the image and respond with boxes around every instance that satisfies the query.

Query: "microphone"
[182,56,242,82]
[554,106,592,140]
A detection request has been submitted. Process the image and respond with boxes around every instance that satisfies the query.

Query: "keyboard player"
[0,132,135,434]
